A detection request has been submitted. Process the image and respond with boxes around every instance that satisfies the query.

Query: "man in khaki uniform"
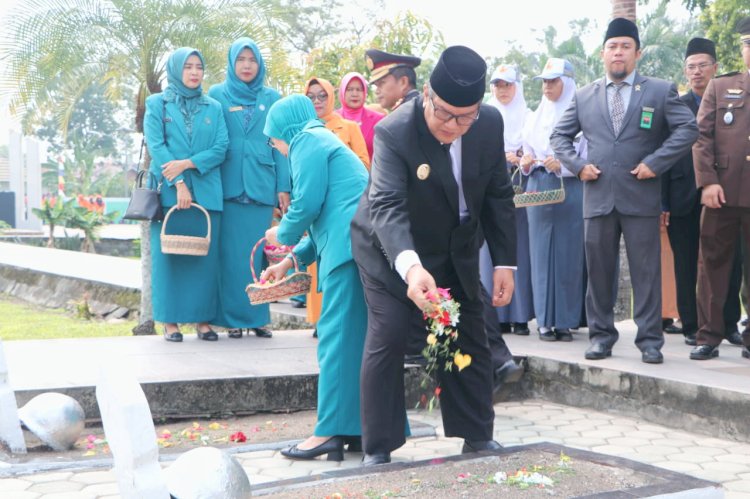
[691,17,750,361]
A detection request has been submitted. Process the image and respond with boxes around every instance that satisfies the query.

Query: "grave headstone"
[0,339,26,454]
[95,362,169,499]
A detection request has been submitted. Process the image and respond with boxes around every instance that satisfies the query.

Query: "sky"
[0,0,692,145]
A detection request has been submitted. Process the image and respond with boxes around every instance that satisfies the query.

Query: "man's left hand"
[492,268,514,307]
[630,163,656,180]
[265,226,279,246]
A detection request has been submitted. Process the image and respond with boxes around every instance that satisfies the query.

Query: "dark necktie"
[610,83,625,135]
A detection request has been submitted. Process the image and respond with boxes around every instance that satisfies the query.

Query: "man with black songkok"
[365,48,421,111]
[690,17,750,361]
[351,45,517,465]
[661,37,744,348]
[551,18,697,364]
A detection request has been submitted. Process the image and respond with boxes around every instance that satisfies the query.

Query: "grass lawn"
[0,294,135,341]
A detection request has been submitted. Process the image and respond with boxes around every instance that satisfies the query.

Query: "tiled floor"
[1,399,748,498]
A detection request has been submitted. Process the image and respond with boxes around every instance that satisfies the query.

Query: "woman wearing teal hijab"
[144,47,228,342]
[208,38,290,339]
[262,95,368,461]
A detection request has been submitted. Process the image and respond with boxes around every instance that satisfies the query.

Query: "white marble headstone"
[96,362,169,499]
[0,339,26,454]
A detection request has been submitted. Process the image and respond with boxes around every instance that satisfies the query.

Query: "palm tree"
[0,0,286,333]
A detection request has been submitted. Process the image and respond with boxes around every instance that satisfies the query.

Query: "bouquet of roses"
[422,287,471,372]
[418,288,471,410]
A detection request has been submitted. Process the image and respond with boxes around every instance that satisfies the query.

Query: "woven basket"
[246,238,311,305]
[264,245,292,265]
[160,203,211,256]
[511,167,566,208]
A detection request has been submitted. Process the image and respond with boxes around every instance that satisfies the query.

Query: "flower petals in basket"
[264,244,293,265]
[246,238,311,305]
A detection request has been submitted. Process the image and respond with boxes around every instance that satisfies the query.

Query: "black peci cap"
[429,46,487,107]
[685,37,716,60]
[604,17,640,48]
[365,49,421,84]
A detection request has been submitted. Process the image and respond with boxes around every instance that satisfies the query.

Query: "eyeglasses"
[267,137,276,149]
[428,91,480,127]
[306,92,328,102]
[685,62,714,72]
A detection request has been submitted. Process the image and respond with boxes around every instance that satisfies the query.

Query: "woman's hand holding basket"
[260,258,294,285]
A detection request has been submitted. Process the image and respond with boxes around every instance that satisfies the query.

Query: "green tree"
[701,0,750,74]
[31,83,124,157]
[0,0,281,332]
[65,205,119,254]
[31,197,72,248]
[638,1,699,85]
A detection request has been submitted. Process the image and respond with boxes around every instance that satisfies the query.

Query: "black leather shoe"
[499,322,512,334]
[291,300,306,309]
[461,440,503,454]
[725,330,743,346]
[493,359,523,393]
[312,328,318,339]
[664,323,683,334]
[227,329,243,339]
[742,346,750,359]
[512,322,530,335]
[342,436,362,452]
[684,332,697,346]
[641,347,663,364]
[197,329,218,341]
[538,329,557,342]
[584,342,612,360]
[555,328,573,342]
[280,437,344,461]
[163,328,183,342]
[362,452,391,466]
[251,327,273,338]
[690,344,719,360]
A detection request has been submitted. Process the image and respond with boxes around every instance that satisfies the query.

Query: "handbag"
[124,101,170,221]
[123,167,163,221]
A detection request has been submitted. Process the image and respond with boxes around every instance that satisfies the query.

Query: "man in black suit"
[351,46,517,466]
[661,38,743,347]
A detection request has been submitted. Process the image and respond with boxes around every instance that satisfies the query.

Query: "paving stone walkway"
[1,399,749,498]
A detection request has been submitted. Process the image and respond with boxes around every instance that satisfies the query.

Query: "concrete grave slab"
[95,361,169,499]
[0,340,26,454]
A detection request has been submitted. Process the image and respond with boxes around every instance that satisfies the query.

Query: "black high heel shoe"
[280,436,344,461]
[227,329,243,339]
[163,327,183,342]
[197,328,218,341]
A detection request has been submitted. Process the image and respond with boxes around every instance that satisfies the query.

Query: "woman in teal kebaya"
[262,95,369,461]
[208,38,291,339]
[144,47,228,342]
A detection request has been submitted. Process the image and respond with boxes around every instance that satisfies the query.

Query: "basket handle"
[250,237,300,283]
[512,163,566,189]
[160,202,211,240]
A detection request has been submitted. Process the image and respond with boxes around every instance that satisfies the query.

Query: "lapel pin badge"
[259,104,266,111]
[416,164,431,180]
[634,84,641,92]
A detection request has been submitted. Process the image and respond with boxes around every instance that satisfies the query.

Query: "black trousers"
[482,285,514,368]
[668,203,742,336]
[584,211,664,351]
[358,268,495,454]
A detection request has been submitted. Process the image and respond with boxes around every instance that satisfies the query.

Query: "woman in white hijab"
[520,58,585,343]
[479,64,535,337]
